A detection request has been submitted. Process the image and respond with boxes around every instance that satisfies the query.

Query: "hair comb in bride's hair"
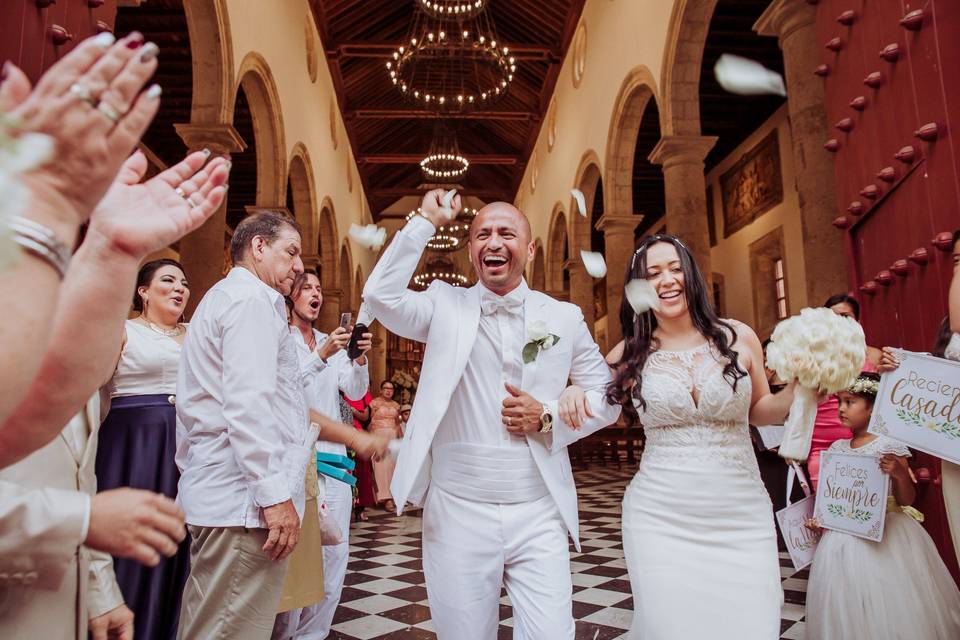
[629,234,691,272]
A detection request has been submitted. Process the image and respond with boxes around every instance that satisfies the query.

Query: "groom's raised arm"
[363,215,437,343]
[545,310,621,451]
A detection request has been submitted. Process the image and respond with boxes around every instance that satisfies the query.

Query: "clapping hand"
[2,32,162,226]
[84,149,229,260]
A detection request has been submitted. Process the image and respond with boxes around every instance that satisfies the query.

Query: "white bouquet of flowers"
[765,307,866,461]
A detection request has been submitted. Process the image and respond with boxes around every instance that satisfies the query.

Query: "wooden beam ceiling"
[310,0,586,216]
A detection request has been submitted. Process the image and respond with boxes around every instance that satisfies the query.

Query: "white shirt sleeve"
[339,354,370,401]
[220,294,291,508]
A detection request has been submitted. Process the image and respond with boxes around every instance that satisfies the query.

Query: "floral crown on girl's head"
[846,375,880,398]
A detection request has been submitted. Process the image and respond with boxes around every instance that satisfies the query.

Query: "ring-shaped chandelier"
[407,206,476,251]
[419,0,485,19]
[420,151,469,180]
[387,31,515,111]
[413,256,469,289]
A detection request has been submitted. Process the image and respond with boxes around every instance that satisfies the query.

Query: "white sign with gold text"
[814,451,889,542]
[868,351,960,465]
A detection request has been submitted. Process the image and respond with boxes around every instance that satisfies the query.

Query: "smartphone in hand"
[339,312,353,330]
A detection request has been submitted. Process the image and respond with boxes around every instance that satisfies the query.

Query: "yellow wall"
[222,0,376,278]
[514,0,674,251]
[706,104,808,328]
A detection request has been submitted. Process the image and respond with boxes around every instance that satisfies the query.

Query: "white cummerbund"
[430,442,549,504]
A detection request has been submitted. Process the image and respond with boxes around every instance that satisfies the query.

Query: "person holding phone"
[276,270,372,640]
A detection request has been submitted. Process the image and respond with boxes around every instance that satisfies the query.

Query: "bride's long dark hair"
[606,234,747,412]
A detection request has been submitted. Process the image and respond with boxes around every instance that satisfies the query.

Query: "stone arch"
[659,0,719,136]
[287,143,317,255]
[530,240,546,291]
[183,0,233,123]
[605,66,660,217]
[547,205,569,296]
[317,196,339,291]
[570,151,603,253]
[235,52,287,207]
[339,241,353,316]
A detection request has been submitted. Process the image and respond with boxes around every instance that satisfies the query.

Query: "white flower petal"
[349,222,386,251]
[624,278,661,315]
[580,250,607,278]
[571,188,587,217]
[439,189,458,220]
[714,54,787,98]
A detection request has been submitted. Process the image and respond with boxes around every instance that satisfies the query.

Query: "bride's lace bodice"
[633,342,757,475]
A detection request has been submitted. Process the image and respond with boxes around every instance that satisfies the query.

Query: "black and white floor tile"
[329,467,807,639]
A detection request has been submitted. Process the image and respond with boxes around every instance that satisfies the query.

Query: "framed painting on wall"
[720,129,783,238]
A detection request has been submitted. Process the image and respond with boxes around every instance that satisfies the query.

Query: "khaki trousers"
[177,526,288,640]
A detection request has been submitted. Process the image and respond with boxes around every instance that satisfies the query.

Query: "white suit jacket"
[0,395,123,639]
[363,217,621,548]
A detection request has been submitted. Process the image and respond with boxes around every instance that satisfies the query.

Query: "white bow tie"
[481,294,523,316]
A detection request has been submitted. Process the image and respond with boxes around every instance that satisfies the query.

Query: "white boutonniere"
[523,320,560,364]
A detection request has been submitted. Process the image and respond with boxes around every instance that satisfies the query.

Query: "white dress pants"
[272,478,353,639]
[422,486,575,640]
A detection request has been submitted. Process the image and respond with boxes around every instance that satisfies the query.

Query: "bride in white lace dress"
[561,236,796,639]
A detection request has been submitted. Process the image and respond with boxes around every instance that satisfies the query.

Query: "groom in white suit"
[363,190,620,639]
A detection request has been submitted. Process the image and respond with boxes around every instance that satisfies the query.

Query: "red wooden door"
[817,0,960,583]
[0,0,117,85]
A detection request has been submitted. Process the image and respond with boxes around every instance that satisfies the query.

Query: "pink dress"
[369,397,401,503]
[808,358,878,489]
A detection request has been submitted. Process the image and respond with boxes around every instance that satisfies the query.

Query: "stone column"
[317,288,342,333]
[756,0,844,307]
[368,322,387,389]
[648,135,717,281]
[174,123,246,313]
[596,213,641,347]
[565,256,595,335]
[301,253,320,277]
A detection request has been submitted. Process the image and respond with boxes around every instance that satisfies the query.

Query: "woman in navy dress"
[96,258,190,640]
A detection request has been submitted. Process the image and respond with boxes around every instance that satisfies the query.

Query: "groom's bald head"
[468,202,536,295]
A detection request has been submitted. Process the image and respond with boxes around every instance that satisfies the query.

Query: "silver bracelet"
[8,215,72,279]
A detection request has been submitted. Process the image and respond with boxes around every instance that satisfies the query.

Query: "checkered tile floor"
[330,467,808,639]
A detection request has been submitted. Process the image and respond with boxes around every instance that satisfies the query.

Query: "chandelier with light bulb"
[387,0,515,112]
[406,206,477,251]
[419,0,485,19]
[413,256,469,289]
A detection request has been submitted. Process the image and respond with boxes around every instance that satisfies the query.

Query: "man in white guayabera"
[363,189,621,639]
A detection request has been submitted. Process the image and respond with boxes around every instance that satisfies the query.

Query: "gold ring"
[96,100,122,123]
[507,417,512,426]
[69,83,96,106]
[175,187,187,199]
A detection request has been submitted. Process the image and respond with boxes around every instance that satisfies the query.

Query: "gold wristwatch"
[539,404,553,433]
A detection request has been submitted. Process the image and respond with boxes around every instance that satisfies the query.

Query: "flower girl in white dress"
[805,372,960,639]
